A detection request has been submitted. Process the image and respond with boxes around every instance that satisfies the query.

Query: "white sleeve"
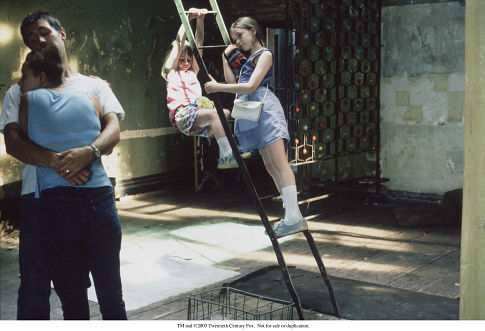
[95,79,125,121]
[0,84,22,134]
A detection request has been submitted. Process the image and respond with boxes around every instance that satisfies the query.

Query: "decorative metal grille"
[288,0,381,181]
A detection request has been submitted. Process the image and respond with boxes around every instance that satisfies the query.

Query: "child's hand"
[197,8,208,18]
[187,8,198,20]
[204,75,219,94]
[188,8,208,20]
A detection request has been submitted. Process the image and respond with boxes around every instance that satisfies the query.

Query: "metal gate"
[287,0,381,185]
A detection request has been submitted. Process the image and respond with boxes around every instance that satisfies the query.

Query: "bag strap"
[261,82,269,103]
[236,74,241,99]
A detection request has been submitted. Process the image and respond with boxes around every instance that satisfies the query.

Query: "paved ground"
[0,182,460,320]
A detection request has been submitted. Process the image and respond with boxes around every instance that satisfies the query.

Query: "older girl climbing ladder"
[204,16,307,238]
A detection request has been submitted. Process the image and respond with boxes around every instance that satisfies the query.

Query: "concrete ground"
[0,182,460,320]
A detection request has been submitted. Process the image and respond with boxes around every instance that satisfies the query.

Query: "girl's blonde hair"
[230,17,265,46]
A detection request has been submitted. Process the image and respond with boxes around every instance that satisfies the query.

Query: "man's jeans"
[40,186,127,320]
[17,193,51,320]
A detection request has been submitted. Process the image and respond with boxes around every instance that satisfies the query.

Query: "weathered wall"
[380,1,465,195]
[0,0,195,198]
[460,0,485,318]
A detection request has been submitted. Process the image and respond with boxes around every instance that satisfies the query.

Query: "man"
[0,11,124,319]
[18,46,127,320]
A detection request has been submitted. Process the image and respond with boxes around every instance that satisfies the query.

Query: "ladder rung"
[184,10,218,14]
[197,45,228,49]
[298,193,332,204]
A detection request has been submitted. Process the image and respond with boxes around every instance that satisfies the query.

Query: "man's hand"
[65,169,91,186]
[4,122,59,167]
[54,146,94,180]
[4,123,92,185]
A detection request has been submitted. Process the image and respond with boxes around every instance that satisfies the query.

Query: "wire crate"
[187,287,294,320]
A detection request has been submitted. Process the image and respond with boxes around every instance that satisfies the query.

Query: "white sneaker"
[272,218,308,238]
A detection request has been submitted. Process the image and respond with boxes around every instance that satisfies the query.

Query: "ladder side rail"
[209,0,231,45]
[303,230,340,317]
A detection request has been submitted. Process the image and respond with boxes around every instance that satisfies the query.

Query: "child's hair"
[26,45,63,86]
[161,40,194,79]
[230,17,265,46]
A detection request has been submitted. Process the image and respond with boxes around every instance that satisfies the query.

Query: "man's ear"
[60,27,66,41]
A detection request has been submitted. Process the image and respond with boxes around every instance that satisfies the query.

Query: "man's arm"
[54,75,123,181]
[7,93,91,186]
[4,122,59,167]
[96,111,120,155]
[53,112,120,179]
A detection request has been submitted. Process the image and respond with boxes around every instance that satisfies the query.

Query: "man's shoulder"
[4,83,21,98]
[2,83,21,107]
[71,72,102,81]
[65,73,107,89]
[0,83,22,133]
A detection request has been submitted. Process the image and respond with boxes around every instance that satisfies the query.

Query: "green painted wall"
[0,0,195,198]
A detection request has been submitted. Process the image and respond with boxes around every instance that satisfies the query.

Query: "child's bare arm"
[162,26,185,78]
[192,19,203,75]
[222,44,239,84]
[194,8,207,52]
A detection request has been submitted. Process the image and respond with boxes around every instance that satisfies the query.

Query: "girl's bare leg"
[260,139,307,237]
[193,108,230,140]
[259,139,295,190]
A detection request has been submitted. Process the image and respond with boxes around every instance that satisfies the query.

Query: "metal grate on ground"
[187,287,294,320]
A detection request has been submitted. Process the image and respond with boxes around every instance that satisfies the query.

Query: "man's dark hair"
[26,46,64,87]
[20,11,63,44]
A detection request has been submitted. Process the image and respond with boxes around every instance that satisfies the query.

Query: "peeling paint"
[92,30,101,52]
[381,3,465,194]
[78,35,88,51]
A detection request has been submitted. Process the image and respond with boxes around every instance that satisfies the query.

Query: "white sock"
[217,137,232,158]
[281,185,303,225]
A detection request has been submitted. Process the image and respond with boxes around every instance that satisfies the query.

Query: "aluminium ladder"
[173,0,340,319]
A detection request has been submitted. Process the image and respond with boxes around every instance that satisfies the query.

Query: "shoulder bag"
[231,81,269,122]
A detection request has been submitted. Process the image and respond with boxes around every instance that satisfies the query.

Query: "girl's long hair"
[230,17,265,47]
